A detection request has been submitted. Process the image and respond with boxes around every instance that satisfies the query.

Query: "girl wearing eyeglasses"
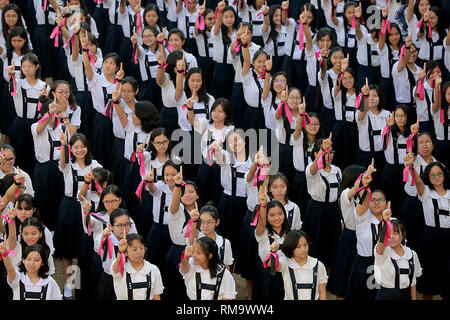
[111,233,164,300]
[403,158,450,300]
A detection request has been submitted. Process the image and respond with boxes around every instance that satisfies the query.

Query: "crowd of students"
[0,0,449,301]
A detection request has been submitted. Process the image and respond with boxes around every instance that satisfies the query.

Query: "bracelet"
[14,180,21,186]
[84,180,91,185]
[405,45,411,49]
[177,69,186,74]
[116,78,123,82]
[191,219,199,223]
[363,93,369,97]
[263,13,268,16]
[187,106,193,111]
[113,100,120,105]
[265,69,272,74]
[242,43,248,48]
[175,183,183,188]
[82,47,89,52]
[260,204,267,208]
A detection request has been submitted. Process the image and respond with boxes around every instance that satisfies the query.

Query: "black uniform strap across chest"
[144,52,159,80]
[431,198,450,229]
[19,280,48,300]
[391,257,414,289]
[126,272,152,300]
[319,171,341,203]
[71,166,85,198]
[47,130,62,161]
[193,100,210,119]
[367,116,381,153]
[290,24,306,60]
[158,192,168,224]
[371,223,378,253]
[288,261,318,300]
[202,33,213,58]
[21,88,39,119]
[392,136,407,165]
[195,267,226,300]
[231,166,245,196]
[251,70,263,109]
[185,16,196,40]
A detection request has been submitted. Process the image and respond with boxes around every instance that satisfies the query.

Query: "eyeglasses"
[418,141,433,146]
[2,157,14,163]
[371,198,386,204]
[55,91,70,95]
[103,199,120,205]
[113,223,131,229]
[274,80,286,84]
[288,96,302,100]
[308,123,320,127]
[410,50,418,55]
[153,140,169,146]
[128,246,147,254]
[429,172,444,179]
[395,114,407,119]
[200,220,215,226]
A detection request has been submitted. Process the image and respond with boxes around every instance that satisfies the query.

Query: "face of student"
[21,226,42,247]
[211,105,226,123]
[23,251,43,274]
[417,134,433,158]
[368,89,380,108]
[102,57,118,77]
[199,212,218,235]
[272,75,287,93]
[0,149,15,173]
[71,139,88,160]
[192,244,211,268]
[267,206,285,229]
[4,9,18,28]
[388,227,404,249]
[164,166,178,187]
[287,89,301,110]
[54,83,71,106]
[428,11,438,29]
[318,35,332,50]
[330,51,344,71]
[222,10,235,29]
[16,201,35,223]
[428,165,444,188]
[188,72,203,93]
[300,9,314,26]
[446,87,450,104]
[187,0,197,10]
[255,0,264,9]
[102,193,122,215]
[305,116,320,136]
[293,236,309,260]
[181,184,199,206]
[344,6,355,24]
[11,35,25,50]
[0,0,9,11]
[394,108,407,128]
[408,45,418,64]
[272,8,281,25]
[269,178,287,202]
[169,34,184,51]
[21,60,39,79]
[142,28,156,48]
[129,0,140,8]
[204,12,215,29]
[369,191,387,215]
[110,215,131,240]
[126,240,146,262]
[152,134,170,155]
[227,133,245,155]
[342,71,355,90]
[388,27,401,46]
[427,66,441,82]
[121,82,137,104]
[418,0,430,16]
[145,10,158,27]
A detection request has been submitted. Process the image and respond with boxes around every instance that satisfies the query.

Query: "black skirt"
[0,82,16,135]
[345,254,378,300]
[195,162,223,205]
[75,232,95,301]
[375,287,411,300]
[354,148,385,190]
[252,260,285,301]
[90,112,115,171]
[164,243,188,301]
[327,227,357,297]
[277,142,295,187]
[211,63,235,100]
[97,271,117,301]
[238,209,259,281]
[9,117,36,175]
[139,78,162,109]
[110,138,129,191]
[74,91,94,140]
[380,163,406,218]
[88,250,105,301]
[146,223,172,285]
[230,82,248,129]
[197,56,215,93]
[290,170,310,222]
[318,106,335,137]
[241,106,266,132]
[160,106,179,137]
[331,120,358,171]
[303,199,341,268]
[121,160,143,227]
[401,195,425,255]
[103,24,124,56]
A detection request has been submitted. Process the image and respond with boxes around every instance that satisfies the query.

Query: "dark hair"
[166,50,184,83]
[196,236,225,278]
[424,60,441,80]
[311,138,325,158]
[126,233,146,258]
[66,2,92,24]
[103,52,120,71]
[280,87,302,140]
[69,133,92,165]
[302,112,325,159]
[48,80,77,111]
[109,208,130,225]
[168,28,185,42]
[20,217,50,261]
[13,194,41,232]
[266,5,281,46]
[317,27,335,47]
[143,4,163,30]
[18,244,49,279]
[96,185,126,213]
[122,76,139,93]
[252,49,268,64]
[328,46,344,70]
[386,23,404,67]
[134,100,162,133]
[201,8,214,35]
[372,189,387,201]
[340,67,358,110]
[0,144,15,156]
[416,132,434,156]
[392,104,414,138]
[20,53,41,79]
[184,68,210,105]
[298,3,317,33]
[79,21,91,34]
[141,26,159,52]
[270,71,289,109]
[2,4,26,45]
[209,98,233,126]
[281,229,311,258]
[414,0,429,21]
[220,6,239,47]
[0,173,16,196]
[440,81,450,132]
[268,173,289,202]
[338,165,365,197]
[148,127,172,159]
[162,159,180,183]
[368,84,385,111]
[391,218,406,245]
[425,7,446,41]
[181,180,200,198]
[421,161,450,191]
[266,200,291,237]
[199,204,220,220]
[6,26,30,61]
[343,1,358,32]
[93,167,113,186]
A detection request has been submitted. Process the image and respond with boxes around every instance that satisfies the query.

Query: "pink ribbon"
[297,21,304,51]
[9,74,16,97]
[87,50,96,66]
[118,252,126,277]
[355,173,373,203]
[167,42,173,52]
[315,50,321,59]
[257,11,264,19]
[417,78,425,101]
[253,165,266,187]
[42,0,48,10]
[317,148,330,170]
[102,99,114,118]
[135,179,149,200]
[384,220,392,247]
[98,236,113,259]
[427,21,432,39]
[406,132,417,153]
[403,165,416,186]
[351,15,356,28]
[1,213,14,224]
[83,211,92,236]
[257,67,267,79]
[381,19,391,35]
[382,125,391,150]
[131,152,146,177]
[301,112,312,129]
[355,93,364,110]
[185,219,195,238]
[133,46,139,65]
[206,145,215,167]
[0,250,16,261]
[263,251,279,271]
[38,113,60,128]
[277,102,293,124]
[417,18,424,29]
[178,250,186,267]
[136,11,142,34]
[196,13,205,31]
[250,206,260,226]
[37,101,42,111]
[50,24,63,47]
[234,40,242,54]
[158,63,167,69]
[94,181,103,194]
[399,44,406,61]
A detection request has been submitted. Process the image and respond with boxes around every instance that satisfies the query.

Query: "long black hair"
[5,26,30,61]
[20,217,51,263]
[265,200,291,237]
[391,104,414,138]
[148,127,172,160]
[1,4,26,44]
[18,245,50,279]
[184,68,210,105]
[196,236,225,278]
[266,5,280,46]
[134,100,162,133]
[220,6,239,47]
[302,112,325,160]
[96,185,127,213]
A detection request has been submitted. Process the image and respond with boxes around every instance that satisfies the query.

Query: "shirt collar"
[287,256,317,269]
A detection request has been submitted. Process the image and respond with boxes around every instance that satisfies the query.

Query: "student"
[180,236,237,300]
[167,28,198,69]
[143,3,165,34]
[431,78,449,168]
[303,134,342,270]
[374,208,422,300]
[167,0,200,56]
[94,208,133,300]
[102,0,124,56]
[355,23,381,91]
[53,133,102,300]
[262,4,287,75]
[327,165,365,299]
[404,159,450,300]
[194,5,215,92]
[0,171,24,215]
[269,229,328,300]
[0,242,62,300]
[0,3,32,49]
[111,233,164,300]
[238,0,265,47]
[7,53,49,175]
[0,145,33,198]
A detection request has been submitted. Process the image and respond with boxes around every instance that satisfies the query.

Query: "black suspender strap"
[391,257,414,289]
[203,34,212,58]
[19,281,48,300]
[47,131,61,161]
[288,262,318,300]
[424,89,433,121]
[371,223,378,252]
[327,75,335,109]
[193,101,210,119]
[182,208,191,229]
[21,88,39,119]
[319,172,340,203]
[195,267,226,300]
[159,192,168,224]
[251,70,263,108]
[288,208,294,225]
[405,67,416,104]
[185,16,195,40]
[392,138,406,165]
[144,56,158,80]
[152,167,163,182]
[367,116,381,153]
[222,43,228,64]
[71,167,84,198]
[231,166,245,197]
[102,86,112,109]
[290,24,306,60]
[114,0,119,24]
[126,272,152,300]
[431,198,450,229]
[219,238,225,262]
[128,13,136,37]
[367,42,372,67]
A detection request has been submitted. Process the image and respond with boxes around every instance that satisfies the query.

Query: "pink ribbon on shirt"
[196,13,205,31]
[234,40,242,54]
[250,206,260,226]
[184,219,196,238]
[403,165,416,186]
[135,179,150,200]
[63,33,75,49]
[167,41,173,52]
[381,19,391,35]
[399,44,406,61]
[98,236,113,259]
[439,87,444,124]
[417,78,425,101]
[94,181,103,194]
[42,0,48,10]
[406,132,417,153]
[253,164,266,187]
[417,18,424,29]
[263,251,279,271]
[95,0,103,4]
[351,15,356,29]
[381,125,391,150]
[83,210,93,236]
[427,21,432,39]
[136,11,142,34]
[297,21,304,51]
[206,145,215,167]
[355,93,364,110]
[257,67,267,79]
[102,99,114,118]
[50,24,63,47]
[118,252,126,277]
[384,220,392,247]
[257,11,264,19]
[86,50,96,66]
[317,148,330,170]
[301,112,312,128]
[277,102,293,124]
[183,0,192,7]
[0,250,16,261]
[1,213,14,224]
[9,73,16,97]
[133,46,139,64]
[131,151,146,177]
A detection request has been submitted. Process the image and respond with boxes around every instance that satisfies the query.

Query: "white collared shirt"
[293,131,314,172]
[12,79,49,119]
[418,186,450,228]
[357,33,381,67]
[137,46,168,81]
[195,31,214,58]
[332,90,357,122]
[8,270,61,300]
[0,166,34,197]
[194,118,234,160]
[33,0,64,25]
[340,189,358,231]
[176,93,215,131]
[404,154,435,197]
[284,18,317,60]
[211,26,237,64]
[377,43,399,79]
[233,43,261,83]
[413,81,434,122]
[123,121,151,161]
[59,160,102,198]
[432,106,450,141]
[356,109,391,152]
[318,69,338,109]
[384,132,408,165]
[416,28,446,61]
[245,170,259,212]
[168,203,189,246]
[392,62,421,104]
[118,5,145,38]
[31,122,65,163]
[149,182,173,225]
[191,232,234,266]
[354,208,381,257]
[9,242,55,276]
[67,51,103,92]
[284,200,302,230]
[305,164,342,203]
[219,151,251,198]
[255,228,285,263]
[240,5,264,37]
[87,72,116,114]
[262,25,287,57]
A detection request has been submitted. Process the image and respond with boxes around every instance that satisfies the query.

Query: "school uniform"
[217,150,250,272]
[274,112,297,184]
[380,130,408,217]
[241,68,269,133]
[323,0,344,29]
[111,260,164,300]
[303,163,342,268]
[291,131,314,218]
[159,72,179,136]
[0,49,21,135]
[377,43,400,111]
[53,159,102,260]
[194,118,234,205]
[168,5,199,57]
[374,244,422,300]
[180,258,236,300]
[356,33,381,90]
[190,231,234,267]
[416,27,446,63]
[431,105,450,168]
[87,72,116,170]
[153,0,172,29]
[262,25,286,74]
[317,69,338,135]
[253,228,285,301]
[310,0,327,29]
[345,207,381,300]
[282,18,317,94]
[327,188,358,297]
[103,0,125,55]
[392,61,421,106]
[210,25,236,100]
[91,0,111,51]
[7,269,62,300]
[376,0,410,37]
[9,242,55,276]
[93,232,120,300]
[0,167,34,197]
[30,122,65,230]
[240,5,265,47]
[231,42,260,129]
[195,30,215,92]
[417,186,450,296]
[413,81,436,136]
[304,46,321,113]
[10,78,49,175]
[278,255,328,300]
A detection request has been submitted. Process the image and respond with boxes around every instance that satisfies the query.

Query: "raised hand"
[435,76,442,86]
[265,54,273,71]
[281,0,289,11]
[112,85,121,103]
[145,166,154,182]
[79,29,89,47]
[156,47,165,65]
[298,96,306,115]
[403,152,415,167]
[355,2,362,18]
[80,194,92,213]
[322,132,333,151]
[299,5,307,24]
[280,85,288,102]
[258,181,268,206]
[116,63,124,80]
[405,34,412,49]
[189,202,200,221]
[270,237,280,252]
[418,62,427,80]
[361,78,369,96]
[341,53,349,73]
[382,201,392,221]
[410,116,420,134]
[118,229,128,253]
[174,165,183,185]
[102,225,111,240]
[217,0,226,11]
[131,31,138,46]
[156,27,166,44]
[386,113,395,127]
[14,167,25,186]
[176,57,186,72]
[262,1,269,15]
